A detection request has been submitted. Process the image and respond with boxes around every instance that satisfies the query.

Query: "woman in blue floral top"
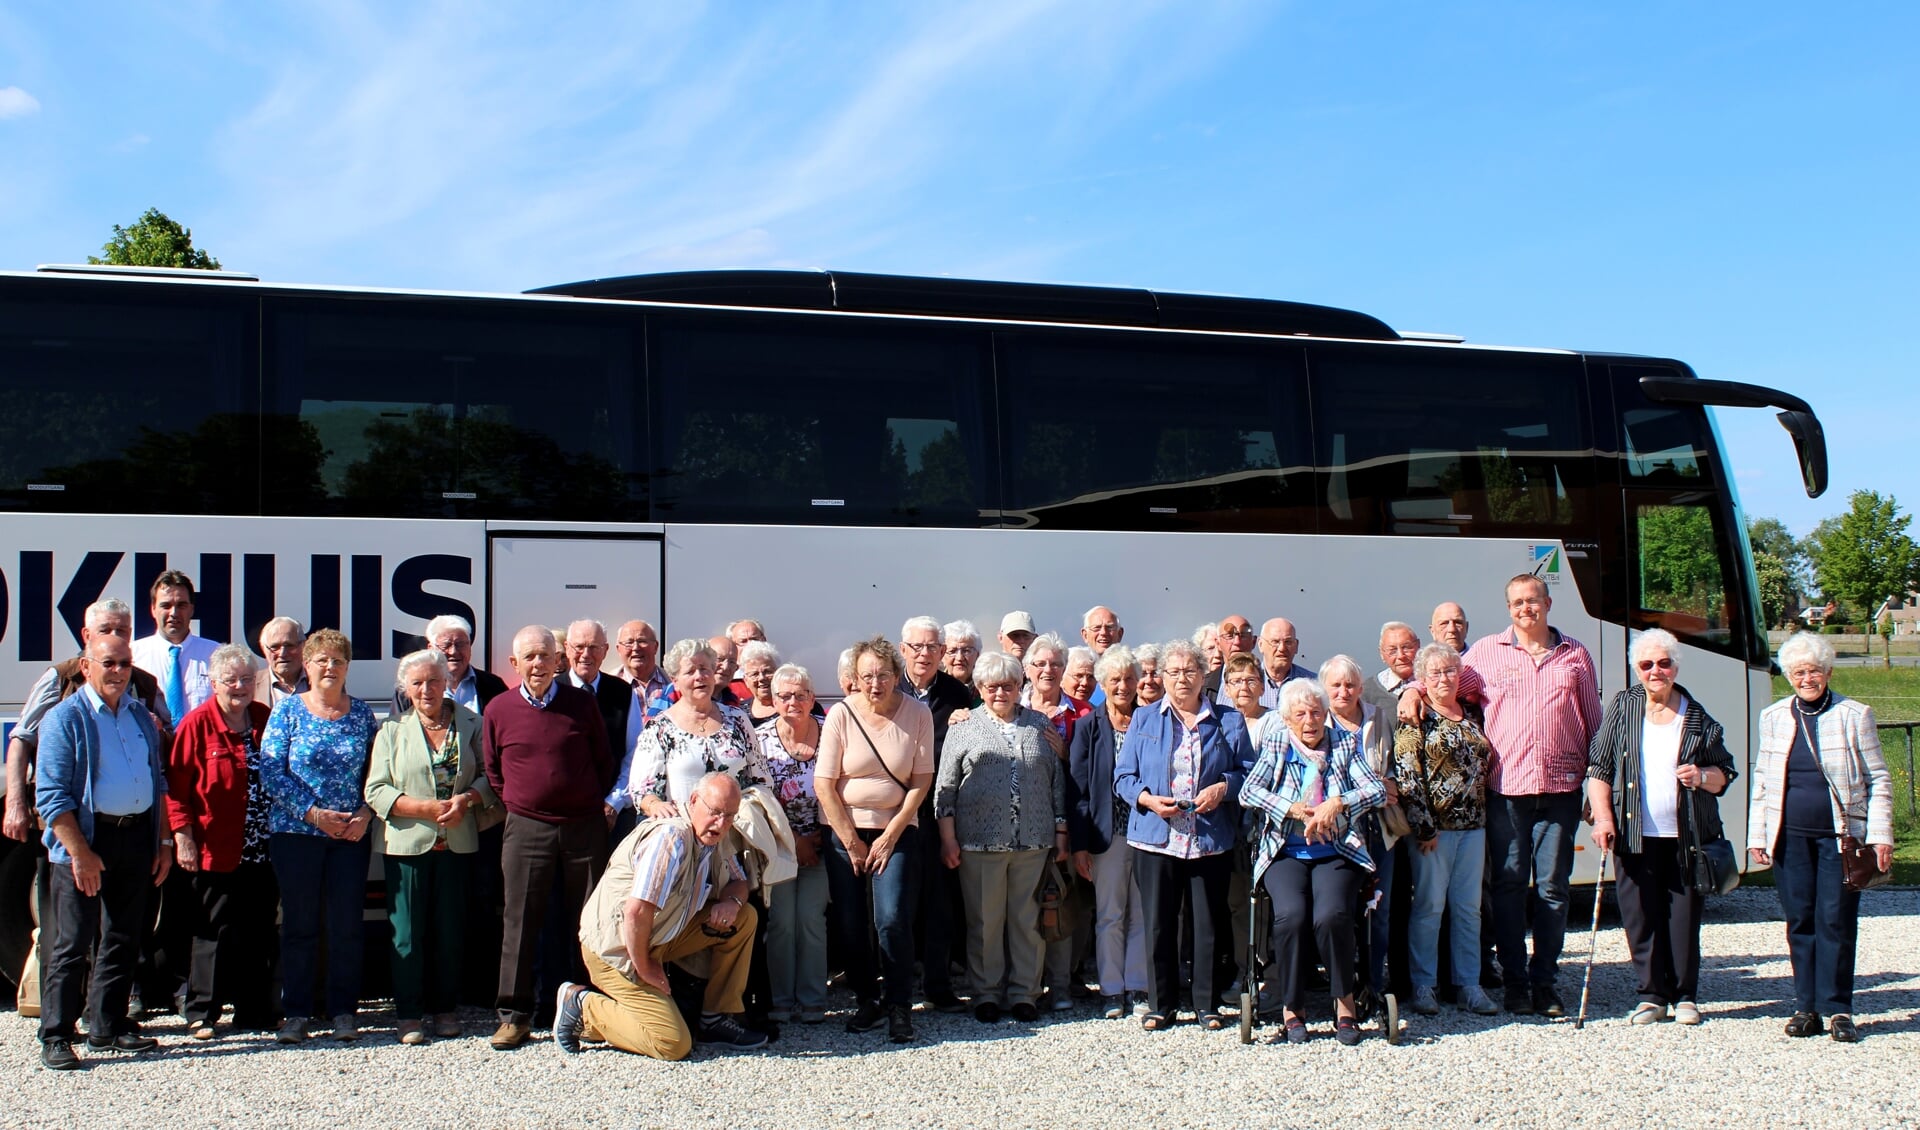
[757,664,828,1022]
[259,628,379,1045]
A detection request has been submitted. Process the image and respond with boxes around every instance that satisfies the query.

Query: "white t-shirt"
[1637,696,1687,838]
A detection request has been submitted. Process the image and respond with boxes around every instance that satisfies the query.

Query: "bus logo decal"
[1530,544,1562,580]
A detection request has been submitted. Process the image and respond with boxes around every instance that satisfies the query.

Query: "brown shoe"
[432,1013,463,1039]
[397,1020,427,1045]
[490,1020,530,1050]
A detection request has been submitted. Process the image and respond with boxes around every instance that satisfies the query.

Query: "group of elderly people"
[15,573,1899,1069]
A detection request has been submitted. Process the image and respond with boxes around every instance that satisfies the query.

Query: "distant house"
[1874,592,1920,636]
[1801,600,1837,627]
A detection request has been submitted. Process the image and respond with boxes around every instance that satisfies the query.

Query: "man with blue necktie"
[130,570,221,722]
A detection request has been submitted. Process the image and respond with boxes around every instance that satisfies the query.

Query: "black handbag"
[1682,789,1740,896]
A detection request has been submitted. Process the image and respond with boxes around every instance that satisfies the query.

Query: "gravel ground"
[4,887,1917,1129]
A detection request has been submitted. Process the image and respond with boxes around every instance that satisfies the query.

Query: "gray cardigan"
[934,707,1065,851]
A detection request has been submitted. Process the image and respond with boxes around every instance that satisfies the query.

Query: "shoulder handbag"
[844,706,912,800]
[1680,787,1739,896]
[1800,710,1891,893]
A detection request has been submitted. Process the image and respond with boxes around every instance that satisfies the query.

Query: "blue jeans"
[1485,791,1579,989]
[1773,832,1860,1016]
[270,832,372,1020]
[825,825,921,1007]
[1407,828,1486,989]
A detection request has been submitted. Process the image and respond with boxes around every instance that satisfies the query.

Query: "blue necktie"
[163,644,187,721]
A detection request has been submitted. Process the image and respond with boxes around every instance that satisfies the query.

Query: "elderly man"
[1430,602,1471,654]
[565,619,632,770]
[1080,606,1123,656]
[1243,617,1309,710]
[392,615,509,716]
[899,616,975,1013]
[131,570,220,723]
[556,772,765,1059]
[1204,615,1255,695]
[484,626,616,1049]
[942,620,983,690]
[608,619,672,841]
[706,635,745,705]
[1364,621,1422,716]
[726,619,766,653]
[253,616,308,707]
[998,611,1037,661]
[35,635,172,1069]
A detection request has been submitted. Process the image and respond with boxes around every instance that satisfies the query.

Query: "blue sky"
[2,1,1913,536]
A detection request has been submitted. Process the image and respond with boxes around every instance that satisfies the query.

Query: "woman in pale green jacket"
[366,648,494,1044]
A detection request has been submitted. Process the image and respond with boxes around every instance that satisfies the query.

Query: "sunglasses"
[1637,658,1675,672]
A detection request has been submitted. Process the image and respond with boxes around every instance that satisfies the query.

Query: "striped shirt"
[1460,626,1601,796]
[629,819,746,913]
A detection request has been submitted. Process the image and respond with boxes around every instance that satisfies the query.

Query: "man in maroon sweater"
[484,625,615,1050]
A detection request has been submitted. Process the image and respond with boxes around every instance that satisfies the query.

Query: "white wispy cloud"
[0,85,40,119]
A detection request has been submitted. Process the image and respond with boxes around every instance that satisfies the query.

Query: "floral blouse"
[756,717,821,839]
[628,704,772,808]
[240,737,272,865]
[259,696,378,838]
[1394,703,1492,840]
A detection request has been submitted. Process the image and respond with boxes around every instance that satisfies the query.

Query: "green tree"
[89,207,222,270]
[1752,549,1798,629]
[1808,490,1920,667]
[1748,515,1811,592]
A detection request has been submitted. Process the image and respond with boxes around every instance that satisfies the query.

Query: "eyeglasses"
[856,672,894,685]
[310,656,347,669]
[215,677,253,690]
[772,691,809,703]
[92,659,134,671]
[1260,637,1298,649]
[1383,644,1419,656]
[615,639,654,651]
[1636,658,1675,672]
[1162,667,1200,680]
[901,641,943,654]
[946,644,979,657]
[1427,668,1460,681]
[1224,677,1260,690]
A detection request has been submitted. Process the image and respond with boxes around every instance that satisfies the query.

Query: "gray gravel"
[4,887,1918,1128]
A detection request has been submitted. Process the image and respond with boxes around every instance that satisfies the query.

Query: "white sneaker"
[1460,985,1499,1015]
[1673,1001,1702,1026]
[1629,1002,1668,1025]
[1411,986,1440,1015]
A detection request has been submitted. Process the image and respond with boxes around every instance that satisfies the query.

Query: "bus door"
[484,527,665,678]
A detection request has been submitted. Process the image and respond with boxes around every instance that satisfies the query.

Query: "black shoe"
[974,1001,1001,1023]
[696,1014,770,1050]
[1532,986,1566,1019]
[1504,985,1535,1015]
[41,1038,81,1071]
[1334,1017,1362,1046]
[845,1001,886,1033]
[926,989,966,1014]
[86,1031,158,1054]
[887,1005,915,1043]
[1784,1011,1823,1038]
[1010,1001,1040,1023]
[1829,1014,1858,1043]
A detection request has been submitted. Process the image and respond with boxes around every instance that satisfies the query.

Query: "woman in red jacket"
[166,642,276,1039]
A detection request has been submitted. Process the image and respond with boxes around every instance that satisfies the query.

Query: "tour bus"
[0,262,1826,986]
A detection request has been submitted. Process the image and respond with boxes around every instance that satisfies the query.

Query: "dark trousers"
[1773,832,1860,1016]
[1486,790,1580,988]
[461,822,505,1006]
[824,825,921,1008]
[1133,848,1231,1017]
[385,851,470,1019]
[270,832,372,1020]
[1265,854,1364,1015]
[498,811,605,1023]
[917,829,962,996]
[139,866,194,1011]
[185,860,281,1027]
[1613,839,1704,1007]
[41,815,154,1042]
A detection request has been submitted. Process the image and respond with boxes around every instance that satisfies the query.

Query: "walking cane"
[1573,849,1609,1030]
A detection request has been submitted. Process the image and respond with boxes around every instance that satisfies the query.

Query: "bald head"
[83,633,134,707]
[1081,606,1122,655]
[1430,602,1469,652]
[689,772,742,846]
[1257,618,1300,680]
[565,619,609,681]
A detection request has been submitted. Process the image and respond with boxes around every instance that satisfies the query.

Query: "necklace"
[1792,691,1831,717]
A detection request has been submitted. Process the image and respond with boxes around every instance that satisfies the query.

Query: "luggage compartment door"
[484,531,664,679]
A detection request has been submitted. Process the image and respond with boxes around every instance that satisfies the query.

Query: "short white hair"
[1191,623,1216,647]
[1278,677,1330,718]
[566,618,608,643]
[1094,645,1139,684]
[85,598,134,628]
[1415,643,1460,679]
[259,614,304,640]
[772,663,812,691]
[943,619,981,649]
[395,647,451,688]
[1777,631,1835,675]
[1082,605,1118,629]
[208,643,257,684]
[973,651,1023,688]
[1629,629,1682,670]
[1026,632,1069,666]
[425,614,473,641]
[1066,646,1096,671]
[837,647,856,688]
[1134,642,1162,665]
[901,615,942,640]
[662,638,717,678]
[1378,621,1416,644]
[1160,638,1207,673]
[1317,654,1364,685]
[739,640,781,669]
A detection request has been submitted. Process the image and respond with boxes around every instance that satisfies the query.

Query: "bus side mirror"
[1774,409,1828,499]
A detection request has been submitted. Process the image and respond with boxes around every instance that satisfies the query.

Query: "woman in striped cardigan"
[1746,632,1894,1044]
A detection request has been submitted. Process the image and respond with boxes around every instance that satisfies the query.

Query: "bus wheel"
[0,844,40,989]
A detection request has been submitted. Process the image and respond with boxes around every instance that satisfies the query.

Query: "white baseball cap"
[999,611,1036,636]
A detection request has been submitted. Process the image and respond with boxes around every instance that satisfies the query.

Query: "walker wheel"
[1384,992,1401,1045]
[1239,991,1255,1044]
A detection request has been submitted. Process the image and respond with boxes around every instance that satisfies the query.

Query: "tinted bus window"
[650,313,994,526]
[1313,345,1593,536]
[996,330,1313,532]
[264,301,643,520]
[0,293,254,514]
[1632,494,1733,647]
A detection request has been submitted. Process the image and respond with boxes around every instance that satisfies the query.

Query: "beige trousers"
[958,849,1049,1006]
[577,901,757,1061]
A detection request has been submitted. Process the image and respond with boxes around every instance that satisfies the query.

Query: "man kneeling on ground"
[556,771,767,1058]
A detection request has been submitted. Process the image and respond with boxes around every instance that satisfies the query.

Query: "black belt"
[95,810,152,828]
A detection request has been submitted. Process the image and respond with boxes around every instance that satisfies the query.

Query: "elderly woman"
[1065,646,1099,706]
[757,663,830,1024]
[1134,643,1165,707]
[1585,629,1736,1028]
[943,620,984,693]
[1322,654,1403,1007]
[165,643,276,1039]
[1114,638,1255,1031]
[817,636,935,1042]
[259,628,378,1044]
[1069,645,1149,1019]
[936,652,1065,1023]
[365,648,494,1044]
[738,641,783,726]
[1221,653,1273,745]
[1748,632,1894,1043]
[1242,679,1385,1045]
[1394,644,1497,1018]
[1024,633,1090,742]
[630,639,771,817]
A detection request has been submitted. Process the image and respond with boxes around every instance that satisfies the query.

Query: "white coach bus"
[0,262,1826,981]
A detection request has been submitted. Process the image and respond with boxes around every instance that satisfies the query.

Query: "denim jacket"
[1112,698,1255,855]
[36,689,169,864]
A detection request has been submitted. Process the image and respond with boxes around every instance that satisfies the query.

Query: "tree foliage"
[1807,490,1920,628]
[89,207,222,270]
[1639,504,1725,628]
[1752,550,1799,628]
